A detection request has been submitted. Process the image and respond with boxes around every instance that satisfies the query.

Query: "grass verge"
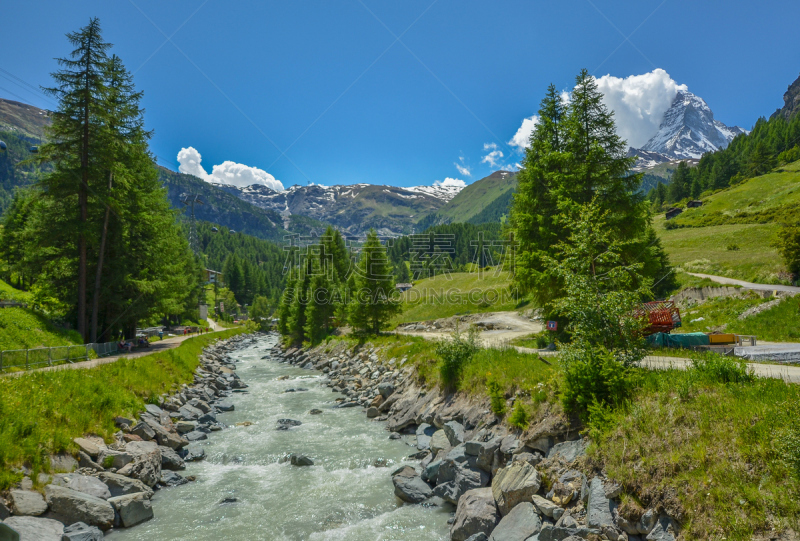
[0,328,245,490]
[679,293,800,341]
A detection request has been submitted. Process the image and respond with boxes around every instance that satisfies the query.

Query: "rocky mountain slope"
[216,181,463,237]
[771,72,800,121]
[630,90,745,165]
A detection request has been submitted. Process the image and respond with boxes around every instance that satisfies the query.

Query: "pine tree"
[667,161,690,202]
[38,18,111,341]
[288,266,310,344]
[348,230,401,334]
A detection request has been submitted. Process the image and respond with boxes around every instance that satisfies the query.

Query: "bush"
[486,377,505,416]
[508,400,529,429]
[690,354,754,384]
[436,325,480,390]
[561,347,638,413]
[726,243,740,251]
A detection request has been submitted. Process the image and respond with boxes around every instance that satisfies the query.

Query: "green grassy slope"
[390,268,526,326]
[657,160,800,283]
[435,171,517,223]
[0,280,83,351]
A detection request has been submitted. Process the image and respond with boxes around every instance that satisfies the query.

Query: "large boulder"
[646,515,679,541]
[96,449,133,470]
[44,485,114,531]
[107,492,154,528]
[433,467,486,505]
[586,477,616,528]
[531,495,560,518]
[430,430,451,455]
[476,439,501,473]
[547,439,587,463]
[61,521,104,541]
[416,423,437,451]
[52,474,111,500]
[8,489,48,516]
[2,516,63,541]
[73,438,104,459]
[117,441,161,487]
[491,461,541,515]
[443,420,466,447]
[96,472,153,499]
[450,487,500,541]
[392,466,432,504]
[159,446,186,471]
[489,502,542,541]
[142,419,188,450]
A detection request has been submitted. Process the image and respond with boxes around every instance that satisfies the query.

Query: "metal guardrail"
[0,341,123,373]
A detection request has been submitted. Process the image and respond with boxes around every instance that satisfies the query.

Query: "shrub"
[690,354,754,384]
[486,377,505,416]
[508,400,529,429]
[436,325,480,390]
[726,243,740,251]
[561,347,638,413]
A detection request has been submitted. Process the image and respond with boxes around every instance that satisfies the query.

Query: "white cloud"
[434,177,466,188]
[595,69,686,148]
[481,147,504,168]
[455,162,471,176]
[177,146,285,191]
[509,115,539,150]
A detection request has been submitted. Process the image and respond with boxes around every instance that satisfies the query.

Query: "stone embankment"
[275,339,681,541]
[0,333,256,541]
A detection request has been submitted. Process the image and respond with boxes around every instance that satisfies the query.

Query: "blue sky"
[2,1,799,189]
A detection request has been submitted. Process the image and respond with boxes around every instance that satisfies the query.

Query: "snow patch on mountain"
[638,90,746,160]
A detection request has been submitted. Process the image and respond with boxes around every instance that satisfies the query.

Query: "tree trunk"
[78,30,93,343]
[90,171,113,343]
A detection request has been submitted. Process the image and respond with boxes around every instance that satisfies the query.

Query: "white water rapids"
[108,334,451,540]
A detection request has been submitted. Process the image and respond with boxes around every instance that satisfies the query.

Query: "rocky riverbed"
[276,338,682,541]
[0,333,255,540]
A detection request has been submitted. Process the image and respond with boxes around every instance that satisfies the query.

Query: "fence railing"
[0,341,123,373]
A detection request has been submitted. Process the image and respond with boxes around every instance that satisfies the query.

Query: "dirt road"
[395,311,543,346]
[687,272,800,294]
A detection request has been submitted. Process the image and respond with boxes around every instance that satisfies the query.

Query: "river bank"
[0,332,253,540]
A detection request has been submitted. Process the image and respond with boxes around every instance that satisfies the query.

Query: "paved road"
[687,272,800,294]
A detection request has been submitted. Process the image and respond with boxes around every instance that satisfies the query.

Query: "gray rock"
[159,446,186,470]
[61,521,104,541]
[50,454,79,473]
[117,442,161,487]
[538,523,599,541]
[476,438,501,472]
[499,435,520,456]
[72,438,103,458]
[444,421,466,447]
[76,451,103,472]
[96,449,133,470]
[430,430,451,455]
[144,404,163,417]
[130,422,156,441]
[184,430,208,442]
[160,471,188,487]
[9,489,48,516]
[433,467,485,504]
[44,485,115,531]
[107,492,154,528]
[175,421,195,434]
[366,407,380,418]
[466,535,489,541]
[197,412,217,424]
[555,514,577,528]
[637,509,657,535]
[546,440,587,463]
[490,502,542,541]
[416,423,437,450]
[96,472,154,499]
[531,495,558,518]
[586,477,616,528]
[177,404,202,420]
[491,461,541,515]
[289,454,314,466]
[183,443,205,462]
[646,515,678,541]
[2,516,63,541]
[0,501,9,520]
[450,487,500,541]
[216,399,234,412]
[422,456,442,482]
[378,382,395,398]
[465,440,483,456]
[603,481,622,500]
[512,453,542,467]
[52,474,111,500]
[392,466,432,503]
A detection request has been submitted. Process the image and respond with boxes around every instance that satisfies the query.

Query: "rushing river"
[108,334,451,541]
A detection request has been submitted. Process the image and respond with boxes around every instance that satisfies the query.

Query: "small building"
[396,283,414,292]
[204,269,223,285]
[686,200,703,208]
[665,207,683,220]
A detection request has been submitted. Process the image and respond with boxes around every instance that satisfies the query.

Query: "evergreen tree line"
[647,112,800,206]
[194,222,286,309]
[387,222,506,281]
[510,69,676,312]
[0,19,200,342]
[0,129,50,215]
[278,227,400,344]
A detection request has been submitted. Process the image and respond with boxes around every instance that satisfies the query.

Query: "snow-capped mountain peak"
[639,89,746,160]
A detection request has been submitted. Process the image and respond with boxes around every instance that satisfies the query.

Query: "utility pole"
[181,194,204,255]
